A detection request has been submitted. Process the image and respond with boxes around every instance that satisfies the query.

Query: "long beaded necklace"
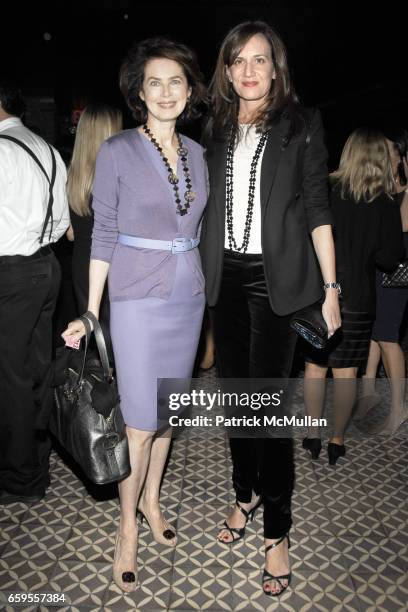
[142,124,195,216]
[225,126,269,253]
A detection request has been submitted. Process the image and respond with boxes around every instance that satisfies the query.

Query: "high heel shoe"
[327,442,346,465]
[302,437,322,459]
[262,534,291,597]
[112,530,139,592]
[217,498,262,545]
[137,506,176,546]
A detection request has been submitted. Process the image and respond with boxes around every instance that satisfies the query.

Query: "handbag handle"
[77,312,111,383]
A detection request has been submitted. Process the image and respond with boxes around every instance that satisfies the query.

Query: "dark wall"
[2,0,406,167]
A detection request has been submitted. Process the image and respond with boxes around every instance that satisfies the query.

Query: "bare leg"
[200,325,215,370]
[362,340,381,391]
[113,426,154,591]
[371,341,408,434]
[331,368,358,444]
[353,341,381,420]
[138,429,177,545]
[304,362,328,438]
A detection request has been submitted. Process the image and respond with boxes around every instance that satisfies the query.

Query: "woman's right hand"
[61,318,87,343]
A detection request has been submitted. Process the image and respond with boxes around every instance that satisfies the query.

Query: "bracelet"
[80,311,98,331]
[323,282,341,294]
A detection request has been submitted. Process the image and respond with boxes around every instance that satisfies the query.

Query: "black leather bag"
[381,261,408,288]
[50,312,130,484]
[291,302,328,349]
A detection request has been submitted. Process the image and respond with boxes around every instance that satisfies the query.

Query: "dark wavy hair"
[0,80,25,117]
[119,37,207,124]
[208,21,301,140]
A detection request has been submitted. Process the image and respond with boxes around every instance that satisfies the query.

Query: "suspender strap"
[0,134,57,244]
[40,145,57,244]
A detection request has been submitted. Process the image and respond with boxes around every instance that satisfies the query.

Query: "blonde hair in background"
[67,103,122,216]
[331,128,395,203]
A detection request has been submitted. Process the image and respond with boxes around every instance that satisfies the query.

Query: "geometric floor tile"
[0,366,407,610]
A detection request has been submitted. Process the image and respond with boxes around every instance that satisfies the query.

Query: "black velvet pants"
[0,249,60,496]
[213,250,297,538]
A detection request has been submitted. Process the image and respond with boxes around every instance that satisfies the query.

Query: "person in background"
[198,309,215,369]
[200,21,340,597]
[0,80,69,505]
[303,128,404,462]
[356,128,408,434]
[66,103,122,360]
[62,38,207,591]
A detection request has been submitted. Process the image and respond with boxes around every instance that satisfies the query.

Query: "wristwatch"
[323,282,341,294]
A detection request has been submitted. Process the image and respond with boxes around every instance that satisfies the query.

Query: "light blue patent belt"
[118,233,200,254]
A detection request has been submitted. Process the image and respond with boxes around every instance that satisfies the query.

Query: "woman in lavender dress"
[63,38,207,591]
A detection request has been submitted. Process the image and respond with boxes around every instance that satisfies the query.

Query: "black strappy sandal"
[262,533,291,597]
[217,499,261,545]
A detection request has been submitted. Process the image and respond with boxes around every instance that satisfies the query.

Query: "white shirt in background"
[0,117,69,256]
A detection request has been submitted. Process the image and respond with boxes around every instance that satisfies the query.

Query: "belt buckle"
[171,238,192,254]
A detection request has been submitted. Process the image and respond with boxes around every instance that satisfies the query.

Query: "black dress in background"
[305,182,404,369]
[70,207,113,362]
[372,191,408,343]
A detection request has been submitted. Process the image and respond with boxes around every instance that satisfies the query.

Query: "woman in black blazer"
[200,21,341,597]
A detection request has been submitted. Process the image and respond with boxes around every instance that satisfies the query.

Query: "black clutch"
[291,302,328,349]
[51,312,130,485]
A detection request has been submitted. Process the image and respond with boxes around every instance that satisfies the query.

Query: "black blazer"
[200,108,333,316]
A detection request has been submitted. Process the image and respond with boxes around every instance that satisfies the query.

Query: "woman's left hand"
[322,290,341,338]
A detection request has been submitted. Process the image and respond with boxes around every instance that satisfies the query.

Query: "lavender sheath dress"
[91,130,208,431]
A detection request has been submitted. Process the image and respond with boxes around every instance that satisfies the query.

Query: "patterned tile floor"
[0,368,407,611]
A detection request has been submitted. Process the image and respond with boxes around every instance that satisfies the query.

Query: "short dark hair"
[0,80,25,116]
[119,37,207,124]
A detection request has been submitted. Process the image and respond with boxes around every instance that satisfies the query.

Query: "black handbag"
[381,261,408,288]
[50,312,130,484]
[291,302,328,349]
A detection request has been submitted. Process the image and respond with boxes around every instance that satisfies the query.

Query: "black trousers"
[213,251,297,538]
[0,249,61,495]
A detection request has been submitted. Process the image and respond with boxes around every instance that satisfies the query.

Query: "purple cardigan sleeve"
[90,140,119,263]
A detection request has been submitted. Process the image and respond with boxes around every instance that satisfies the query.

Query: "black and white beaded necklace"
[142,124,195,216]
[225,126,269,253]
